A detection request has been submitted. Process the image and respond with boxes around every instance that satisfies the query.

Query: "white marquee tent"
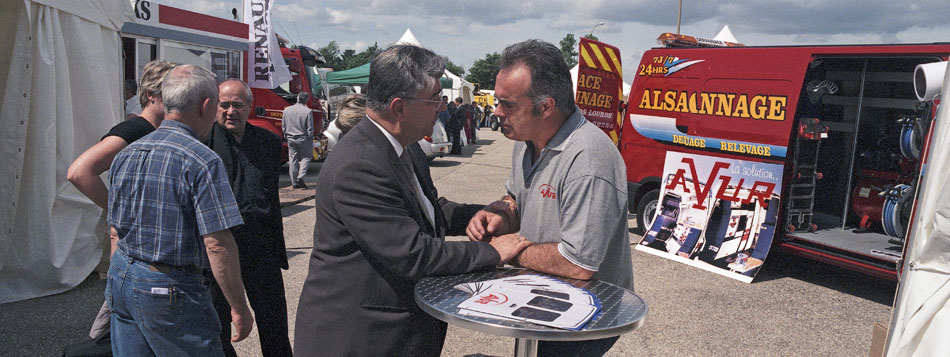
[0,0,133,303]
[395,28,475,103]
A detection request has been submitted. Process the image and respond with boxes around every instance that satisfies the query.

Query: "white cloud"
[273,3,319,22]
[342,41,369,52]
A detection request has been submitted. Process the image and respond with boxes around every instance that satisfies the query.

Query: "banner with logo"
[635,152,784,283]
[244,0,291,89]
[576,37,624,144]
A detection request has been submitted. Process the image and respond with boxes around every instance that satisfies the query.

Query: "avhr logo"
[539,184,557,199]
[664,157,776,209]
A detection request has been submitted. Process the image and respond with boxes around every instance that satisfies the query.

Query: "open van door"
[575,37,625,145]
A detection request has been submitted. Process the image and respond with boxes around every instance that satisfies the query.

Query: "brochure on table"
[453,274,601,330]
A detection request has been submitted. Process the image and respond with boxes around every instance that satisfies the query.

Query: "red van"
[621,34,950,280]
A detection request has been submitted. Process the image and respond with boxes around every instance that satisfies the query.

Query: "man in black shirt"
[208,79,291,356]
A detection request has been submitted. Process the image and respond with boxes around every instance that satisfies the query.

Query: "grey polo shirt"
[506,107,634,290]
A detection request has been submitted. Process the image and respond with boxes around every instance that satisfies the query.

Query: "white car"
[420,120,452,161]
[324,118,453,161]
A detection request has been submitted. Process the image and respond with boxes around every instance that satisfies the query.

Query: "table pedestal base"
[514,338,538,357]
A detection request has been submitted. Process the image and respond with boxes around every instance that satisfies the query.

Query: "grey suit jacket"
[293,117,499,356]
[281,102,313,140]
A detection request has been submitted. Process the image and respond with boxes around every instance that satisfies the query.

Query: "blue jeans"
[538,336,619,357]
[106,250,223,356]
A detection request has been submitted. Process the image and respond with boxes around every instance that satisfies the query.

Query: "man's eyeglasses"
[404,97,443,106]
[219,101,246,110]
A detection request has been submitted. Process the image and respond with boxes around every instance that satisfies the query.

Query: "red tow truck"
[619,33,950,281]
[248,45,328,162]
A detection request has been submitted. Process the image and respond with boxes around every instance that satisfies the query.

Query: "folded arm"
[66,136,129,210]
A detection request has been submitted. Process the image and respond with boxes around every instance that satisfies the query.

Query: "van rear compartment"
[782,56,936,267]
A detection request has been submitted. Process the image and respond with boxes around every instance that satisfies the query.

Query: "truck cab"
[249,46,327,162]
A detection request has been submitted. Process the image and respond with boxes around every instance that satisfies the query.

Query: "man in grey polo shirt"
[467,39,634,357]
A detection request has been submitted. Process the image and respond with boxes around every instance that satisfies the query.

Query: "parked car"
[324,118,452,161]
[420,120,452,161]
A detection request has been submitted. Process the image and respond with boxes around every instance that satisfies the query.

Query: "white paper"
[453,274,601,330]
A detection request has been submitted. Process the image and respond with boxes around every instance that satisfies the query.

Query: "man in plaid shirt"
[106,65,253,356]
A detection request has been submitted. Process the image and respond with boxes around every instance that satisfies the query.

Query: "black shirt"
[102,116,154,143]
[207,122,288,269]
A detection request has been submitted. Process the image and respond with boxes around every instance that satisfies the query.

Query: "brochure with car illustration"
[453,274,601,330]
[636,152,783,283]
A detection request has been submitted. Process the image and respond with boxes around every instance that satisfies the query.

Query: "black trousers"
[449,126,462,154]
[211,260,291,356]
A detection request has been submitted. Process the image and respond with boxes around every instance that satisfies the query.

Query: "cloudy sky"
[160,0,950,81]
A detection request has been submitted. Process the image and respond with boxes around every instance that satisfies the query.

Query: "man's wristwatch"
[500,195,519,224]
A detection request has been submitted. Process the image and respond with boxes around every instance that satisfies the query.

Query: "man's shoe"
[295,179,309,189]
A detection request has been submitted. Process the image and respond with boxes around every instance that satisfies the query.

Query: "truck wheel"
[633,189,659,236]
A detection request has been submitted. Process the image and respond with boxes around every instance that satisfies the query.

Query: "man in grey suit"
[281,92,313,189]
[293,44,533,356]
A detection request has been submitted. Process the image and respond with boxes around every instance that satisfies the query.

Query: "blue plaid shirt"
[108,120,243,268]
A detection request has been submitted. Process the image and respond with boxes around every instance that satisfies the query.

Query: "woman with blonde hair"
[64,60,177,351]
[325,93,366,150]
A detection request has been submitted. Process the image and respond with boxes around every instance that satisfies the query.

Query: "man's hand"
[109,226,119,257]
[466,208,508,241]
[230,304,254,342]
[467,197,518,241]
[204,230,255,343]
[489,234,533,263]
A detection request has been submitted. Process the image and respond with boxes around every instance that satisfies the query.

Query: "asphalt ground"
[0,128,896,356]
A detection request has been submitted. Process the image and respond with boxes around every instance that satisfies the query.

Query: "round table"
[415,268,647,357]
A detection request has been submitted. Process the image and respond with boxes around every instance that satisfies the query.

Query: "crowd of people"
[66,38,634,357]
[440,96,497,154]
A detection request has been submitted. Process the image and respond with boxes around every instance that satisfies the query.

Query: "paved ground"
[0,128,896,356]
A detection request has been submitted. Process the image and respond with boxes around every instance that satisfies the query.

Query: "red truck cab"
[248,46,327,162]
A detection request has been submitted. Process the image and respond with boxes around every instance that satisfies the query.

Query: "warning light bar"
[657,33,745,48]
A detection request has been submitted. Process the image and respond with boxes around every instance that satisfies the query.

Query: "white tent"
[0,0,133,303]
[886,61,950,355]
[395,28,475,103]
[713,25,738,43]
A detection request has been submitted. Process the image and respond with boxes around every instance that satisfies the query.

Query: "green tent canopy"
[324,62,454,88]
[325,63,370,85]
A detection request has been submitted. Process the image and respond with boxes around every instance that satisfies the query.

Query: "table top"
[414,268,647,341]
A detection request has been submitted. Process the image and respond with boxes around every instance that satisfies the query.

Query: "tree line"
[315,33,597,91]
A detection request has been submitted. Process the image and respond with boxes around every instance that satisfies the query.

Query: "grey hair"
[221,78,253,103]
[499,39,575,115]
[366,44,445,113]
[162,65,218,114]
[297,91,309,104]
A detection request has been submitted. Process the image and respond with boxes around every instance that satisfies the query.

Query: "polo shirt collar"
[160,119,198,138]
[543,106,586,152]
[367,114,405,156]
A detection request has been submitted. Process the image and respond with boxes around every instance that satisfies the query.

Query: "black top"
[207,122,288,269]
[102,116,154,143]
